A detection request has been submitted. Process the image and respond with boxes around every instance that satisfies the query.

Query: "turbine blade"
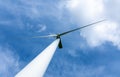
[32,34,57,38]
[59,20,106,36]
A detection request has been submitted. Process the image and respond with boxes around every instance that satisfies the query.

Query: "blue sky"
[0,0,120,77]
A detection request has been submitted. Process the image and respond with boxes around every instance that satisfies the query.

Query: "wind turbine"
[33,20,105,48]
[15,20,105,77]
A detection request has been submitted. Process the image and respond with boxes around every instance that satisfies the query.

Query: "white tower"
[15,39,60,77]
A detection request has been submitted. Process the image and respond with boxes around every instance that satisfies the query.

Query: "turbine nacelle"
[56,34,63,48]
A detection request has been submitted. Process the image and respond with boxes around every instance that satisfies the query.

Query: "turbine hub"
[56,34,60,39]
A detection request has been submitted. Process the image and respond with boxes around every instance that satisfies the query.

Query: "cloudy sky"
[0,0,120,77]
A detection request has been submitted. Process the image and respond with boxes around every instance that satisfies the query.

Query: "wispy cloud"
[26,23,47,33]
[45,50,120,77]
[0,0,63,19]
[0,46,20,77]
[0,0,66,32]
[36,24,46,32]
[45,57,120,77]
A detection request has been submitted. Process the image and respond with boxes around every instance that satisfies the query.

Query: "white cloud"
[0,46,20,77]
[65,0,104,21]
[26,23,47,33]
[81,21,120,48]
[64,0,120,48]
[37,24,47,32]
[104,0,120,21]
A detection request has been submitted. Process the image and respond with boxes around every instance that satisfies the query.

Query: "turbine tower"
[15,39,60,77]
[15,20,105,77]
